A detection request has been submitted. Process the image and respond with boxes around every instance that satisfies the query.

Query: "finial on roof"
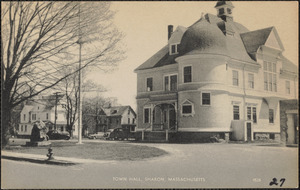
[201,12,204,19]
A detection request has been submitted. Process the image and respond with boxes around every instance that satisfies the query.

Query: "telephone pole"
[53,92,61,130]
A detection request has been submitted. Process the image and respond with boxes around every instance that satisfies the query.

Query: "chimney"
[168,25,173,40]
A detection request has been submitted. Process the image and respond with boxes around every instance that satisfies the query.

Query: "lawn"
[4,141,168,161]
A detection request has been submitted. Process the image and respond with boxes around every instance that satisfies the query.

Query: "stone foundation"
[170,132,229,143]
[254,133,280,142]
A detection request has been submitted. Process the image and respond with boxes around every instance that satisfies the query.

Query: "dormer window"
[181,100,195,116]
[170,44,178,55]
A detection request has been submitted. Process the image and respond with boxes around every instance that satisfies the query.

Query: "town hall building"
[134,1,298,142]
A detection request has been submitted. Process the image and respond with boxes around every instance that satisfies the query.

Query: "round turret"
[178,19,227,56]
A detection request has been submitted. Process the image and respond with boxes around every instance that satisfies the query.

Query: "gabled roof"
[103,106,136,117]
[168,26,187,44]
[281,56,298,74]
[215,1,234,8]
[134,46,169,71]
[240,27,285,55]
[21,105,34,113]
[240,27,273,54]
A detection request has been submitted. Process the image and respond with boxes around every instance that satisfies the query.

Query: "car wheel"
[65,137,70,140]
[93,136,96,139]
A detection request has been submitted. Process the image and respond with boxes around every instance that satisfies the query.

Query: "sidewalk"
[1,150,116,165]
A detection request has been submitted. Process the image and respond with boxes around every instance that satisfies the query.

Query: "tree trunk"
[1,93,13,148]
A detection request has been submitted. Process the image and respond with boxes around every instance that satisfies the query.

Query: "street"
[1,143,298,189]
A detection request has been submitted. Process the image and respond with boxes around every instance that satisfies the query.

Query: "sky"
[86,1,298,110]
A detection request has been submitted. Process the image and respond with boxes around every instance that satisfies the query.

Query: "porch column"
[150,104,154,131]
[166,129,168,141]
[175,102,178,131]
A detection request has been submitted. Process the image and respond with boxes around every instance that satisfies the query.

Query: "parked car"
[104,128,134,140]
[88,132,104,139]
[47,130,70,140]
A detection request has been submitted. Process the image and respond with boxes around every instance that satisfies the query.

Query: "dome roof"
[179,19,227,56]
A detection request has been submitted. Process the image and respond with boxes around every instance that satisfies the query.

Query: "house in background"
[134,1,298,142]
[18,95,69,137]
[103,106,136,132]
[83,108,107,134]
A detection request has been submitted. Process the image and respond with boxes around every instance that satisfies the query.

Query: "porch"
[140,101,178,142]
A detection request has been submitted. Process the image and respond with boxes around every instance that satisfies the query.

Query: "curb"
[2,155,77,166]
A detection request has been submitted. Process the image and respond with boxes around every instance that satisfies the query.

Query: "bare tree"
[54,68,107,138]
[1,2,125,147]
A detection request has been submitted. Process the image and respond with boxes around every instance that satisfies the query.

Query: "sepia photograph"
[1,1,299,189]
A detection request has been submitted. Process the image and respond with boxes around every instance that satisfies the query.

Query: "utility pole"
[54,92,61,131]
[77,2,83,144]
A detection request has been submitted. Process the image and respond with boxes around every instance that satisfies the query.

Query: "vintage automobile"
[103,128,134,140]
[47,130,70,140]
[88,132,105,139]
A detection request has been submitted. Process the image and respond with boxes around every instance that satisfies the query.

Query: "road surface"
[1,143,298,189]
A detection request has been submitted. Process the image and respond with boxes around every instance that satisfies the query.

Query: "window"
[263,61,277,92]
[247,107,251,120]
[164,74,177,91]
[269,109,274,123]
[144,108,151,123]
[132,118,135,124]
[146,78,153,92]
[247,106,257,123]
[128,118,130,124]
[227,8,232,14]
[128,109,130,115]
[183,66,192,83]
[170,44,178,55]
[248,73,254,89]
[253,107,257,123]
[182,105,192,114]
[46,113,49,120]
[21,125,23,132]
[61,126,64,131]
[219,8,224,15]
[181,100,194,116]
[202,92,211,105]
[232,70,239,86]
[286,81,290,94]
[23,114,26,121]
[233,105,240,120]
[32,114,36,120]
[25,125,27,132]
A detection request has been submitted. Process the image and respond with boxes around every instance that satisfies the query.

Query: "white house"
[18,95,69,137]
[134,1,298,142]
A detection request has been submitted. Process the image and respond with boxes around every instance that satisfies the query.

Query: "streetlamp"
[77,2,83,144]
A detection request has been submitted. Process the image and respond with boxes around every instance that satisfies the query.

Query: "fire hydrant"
[46,148,54,160]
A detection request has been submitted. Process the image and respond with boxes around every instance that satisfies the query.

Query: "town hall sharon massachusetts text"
[134,1,298,142]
